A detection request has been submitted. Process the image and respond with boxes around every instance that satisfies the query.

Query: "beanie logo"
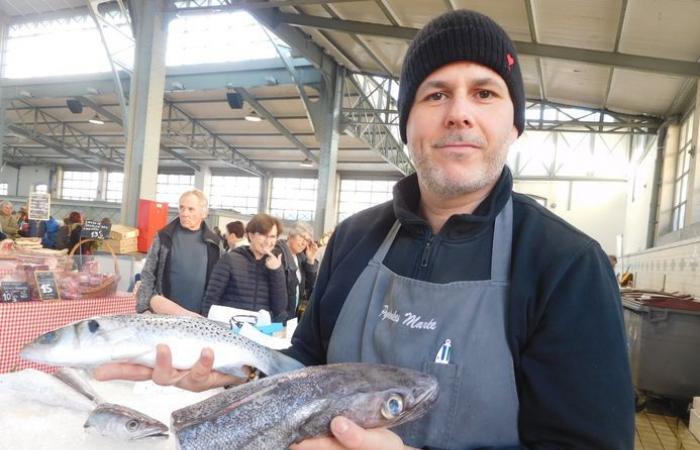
[506,53,515,71]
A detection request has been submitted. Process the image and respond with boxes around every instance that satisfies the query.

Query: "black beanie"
[398,10,525,143]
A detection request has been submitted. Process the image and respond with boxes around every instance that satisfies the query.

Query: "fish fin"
[213,365,247,378]
[293,400,333,443]
[260,351,305,377]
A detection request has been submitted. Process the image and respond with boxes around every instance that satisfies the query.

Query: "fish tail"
[264,352,304,376]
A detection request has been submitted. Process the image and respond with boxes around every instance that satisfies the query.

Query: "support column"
[120,0,168,226]
[258,175,271,214]
[96,168,108,201]
[53,166,64,199]
[194,165,212,199]
[313,66,344,238]
[0,17,8,174]
[686,82,700,225]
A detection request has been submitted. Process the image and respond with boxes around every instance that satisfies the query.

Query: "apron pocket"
[396,361,462,449]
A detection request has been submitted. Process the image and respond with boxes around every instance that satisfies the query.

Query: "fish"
[53,367,105,405]
[84,402,169,440]
[20,314,304,377]
[0,368,96,412]
[171,362,439,450]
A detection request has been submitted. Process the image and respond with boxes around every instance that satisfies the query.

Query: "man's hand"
[265,251,283,270]
[290,416,413,450]
[92,344,247,392]
[305,240,319,263]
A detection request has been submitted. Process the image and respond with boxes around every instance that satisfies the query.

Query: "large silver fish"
[21,314,304,377]
[84,403,169,440]
[172,363,439,450]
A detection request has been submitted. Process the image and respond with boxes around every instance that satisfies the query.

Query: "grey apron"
[327,198,520,449]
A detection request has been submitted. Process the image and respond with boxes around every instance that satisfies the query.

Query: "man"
[0,201,19,239]
[96,10,633,449]
[136,189,222,316]
[274,222,319,319]
[224,220,246,251]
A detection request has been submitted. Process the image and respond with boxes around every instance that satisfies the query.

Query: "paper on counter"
[207,305,271,326]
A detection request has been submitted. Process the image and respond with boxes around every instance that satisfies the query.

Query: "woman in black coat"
[202,214,287,322]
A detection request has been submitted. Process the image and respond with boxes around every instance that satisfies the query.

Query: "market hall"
[0,1,699,449]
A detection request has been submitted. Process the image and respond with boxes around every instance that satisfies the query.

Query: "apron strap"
[490,196,513,282]
[372,220,401,263]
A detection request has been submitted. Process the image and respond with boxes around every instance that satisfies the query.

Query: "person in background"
[16,207,29,237]
[274,221,318,320]
[136,190,222,316]
[0,201,19,239]
[54,216,72,250]
[201,213,287,322]
[41,216,60,249]
[224,220,246,251]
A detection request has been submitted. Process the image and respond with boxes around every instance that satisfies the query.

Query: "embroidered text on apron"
[327,198,519,449]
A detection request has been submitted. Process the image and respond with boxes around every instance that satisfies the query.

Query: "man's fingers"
[152,344,178,386]
[92,363,153,381]
[187,347,215,384]
[330,417,405,450]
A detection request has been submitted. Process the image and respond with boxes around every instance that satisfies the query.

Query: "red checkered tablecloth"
[0,294,136,373]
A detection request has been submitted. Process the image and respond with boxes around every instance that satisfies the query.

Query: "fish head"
[21,316,132,366]
[333,364,439,430]
[84,403,169,440]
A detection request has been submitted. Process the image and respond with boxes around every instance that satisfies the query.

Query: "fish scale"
[21,314,304,378]
[172,363,439,450]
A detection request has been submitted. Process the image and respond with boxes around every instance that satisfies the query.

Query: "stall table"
[0,294,136,373]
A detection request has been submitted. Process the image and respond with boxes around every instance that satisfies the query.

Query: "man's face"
[288,233,310,255]
[406,61,517,199]
[178,194,206,231]
[226,233,239,249]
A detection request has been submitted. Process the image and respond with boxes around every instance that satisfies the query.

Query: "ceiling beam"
[234,87,318,163]
[75,95,202,171]
[275,12,700,78]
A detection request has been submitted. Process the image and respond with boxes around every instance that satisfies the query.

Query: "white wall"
[513,180,627,254]
[16,166,51,196]
[0,165,19,195]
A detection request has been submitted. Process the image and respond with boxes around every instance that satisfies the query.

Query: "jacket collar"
[161,217,220,246]
[392,166,513,239]
[275,239,298,271]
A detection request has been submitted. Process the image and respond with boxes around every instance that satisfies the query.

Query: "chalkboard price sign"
[1,281,31,302]
[80,219,112,240]
[34,271,59,301]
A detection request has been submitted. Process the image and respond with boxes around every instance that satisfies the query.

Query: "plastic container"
[623,297,700,399]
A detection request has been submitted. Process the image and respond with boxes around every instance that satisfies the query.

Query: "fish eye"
[381,394,404,419]
[87,320,100,333]
[126,420,139,431]
[39,331,56,344]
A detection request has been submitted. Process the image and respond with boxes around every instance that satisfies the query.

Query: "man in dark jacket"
[95,10,634,450]
[274,221,319,320]
[136,190,222,316]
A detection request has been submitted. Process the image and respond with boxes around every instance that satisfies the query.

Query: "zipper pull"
[420,235,433,267]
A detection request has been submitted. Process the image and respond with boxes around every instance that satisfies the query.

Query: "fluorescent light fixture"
[300,158,314,167]
[88,114,104,125]
[244,111,262,122]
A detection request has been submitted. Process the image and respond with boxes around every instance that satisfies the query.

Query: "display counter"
[0,294,136,373]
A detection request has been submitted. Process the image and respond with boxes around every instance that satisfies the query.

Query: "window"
[672,111,694,231]
[156,174,194,206]
[337,179,395,222]
[106,172,124,203]
[61,171,98,201]
[0,183,7,195]
[209,176,260,214]
[270,178,317,221]
[33,184,48,193]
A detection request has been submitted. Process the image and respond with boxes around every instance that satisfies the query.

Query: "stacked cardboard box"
[103,224,139,254]
[690,397,700,442]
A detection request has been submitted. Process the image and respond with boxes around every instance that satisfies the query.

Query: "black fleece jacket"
[287,167,634,450]
[202,246,288,322]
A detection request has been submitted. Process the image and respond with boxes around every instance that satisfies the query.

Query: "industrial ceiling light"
[299,158,314,167]
[244,110,262,122]
[88,114,104,125]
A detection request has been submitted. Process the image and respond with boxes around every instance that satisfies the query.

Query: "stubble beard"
[410,142,508,199]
